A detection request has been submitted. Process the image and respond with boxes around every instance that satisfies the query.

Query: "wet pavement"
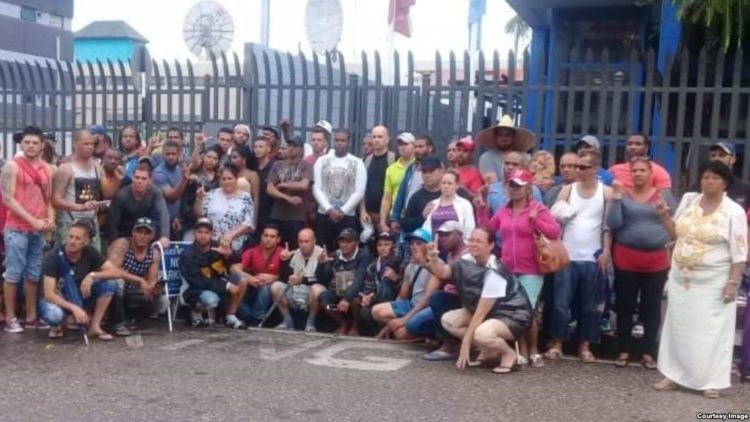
[0,324,748,422]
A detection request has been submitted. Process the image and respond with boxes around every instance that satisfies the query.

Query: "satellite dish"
[183,1,234,59]
[305,0,343,55]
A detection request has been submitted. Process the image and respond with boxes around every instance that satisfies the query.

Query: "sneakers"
[4,318,24,333]
[275,321,293,330]
[113,325,132,337]
[304,325,317,333]
[24,319,50,330]
[631,323,645,338]
[225,315,246,329]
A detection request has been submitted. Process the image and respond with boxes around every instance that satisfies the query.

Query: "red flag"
[388,0,415,37]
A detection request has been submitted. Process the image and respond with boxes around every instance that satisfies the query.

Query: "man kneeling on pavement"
[40,219,125,340]
[107,217,169,336]
[270,228,328,332]
[180,217,249,328]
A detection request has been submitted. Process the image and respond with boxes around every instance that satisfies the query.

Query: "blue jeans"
[405,291,461,339]
[39,280,117,326]
[237,285,272,323]
[3,229,45,283]
[552,261,600,343]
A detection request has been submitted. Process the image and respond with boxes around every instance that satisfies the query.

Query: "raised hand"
[656,200,670,217]
[318,245,331,264]
[612,180,625,199]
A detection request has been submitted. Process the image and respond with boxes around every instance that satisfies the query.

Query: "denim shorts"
[39,280,116,326]
[3,229,45,283]
[390,299,414,318]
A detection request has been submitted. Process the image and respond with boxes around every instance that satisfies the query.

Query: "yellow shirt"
[383,158,413,204]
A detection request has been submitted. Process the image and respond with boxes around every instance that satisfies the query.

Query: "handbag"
[534,231,570,274]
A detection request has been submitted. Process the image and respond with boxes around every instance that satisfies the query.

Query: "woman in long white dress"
[654,161,747,398]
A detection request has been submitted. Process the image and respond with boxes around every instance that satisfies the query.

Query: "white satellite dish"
[183,1,234,59]
[305,0,343,55]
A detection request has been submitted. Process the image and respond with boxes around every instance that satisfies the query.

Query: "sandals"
[516,355,529,366]
[529,354,545,368]
[48,327,64,339]
[615,353,630,368]
[544,349,563,360]
[653,378,678,392]
[89,331,114,341]
[641,356,657,370]
[579,350,596,363]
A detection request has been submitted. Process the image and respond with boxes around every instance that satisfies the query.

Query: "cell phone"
[325,304,339,312]
[97,200,111,209]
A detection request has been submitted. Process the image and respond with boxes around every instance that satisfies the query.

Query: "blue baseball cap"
[710,141,735,156]
[88,124,106,135]
[406,228,432,244]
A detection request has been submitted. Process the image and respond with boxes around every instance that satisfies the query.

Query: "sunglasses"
[574,164,594,170]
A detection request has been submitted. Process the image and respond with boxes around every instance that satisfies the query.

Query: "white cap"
[437,220,463,234]
[397,132,415,144]
[577,135,600,151]
[314,120,333,136]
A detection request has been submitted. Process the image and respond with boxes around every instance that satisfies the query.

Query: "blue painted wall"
[74,39,143,62]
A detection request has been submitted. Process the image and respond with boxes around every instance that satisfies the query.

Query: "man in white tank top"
[546,151,613,363]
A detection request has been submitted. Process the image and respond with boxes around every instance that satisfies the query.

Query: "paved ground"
[0,324,748,422]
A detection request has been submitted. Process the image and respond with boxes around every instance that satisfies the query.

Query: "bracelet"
[727,279,739,285]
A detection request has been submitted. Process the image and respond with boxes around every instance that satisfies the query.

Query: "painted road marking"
[260,339,329,361]
[304,341,418,371]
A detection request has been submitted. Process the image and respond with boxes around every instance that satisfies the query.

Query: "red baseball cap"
[508,168,534,186]
[456,136,475,153]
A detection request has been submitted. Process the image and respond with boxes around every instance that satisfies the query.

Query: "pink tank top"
[6,157,50,232]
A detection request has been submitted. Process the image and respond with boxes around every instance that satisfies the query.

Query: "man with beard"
[153,140,191,240]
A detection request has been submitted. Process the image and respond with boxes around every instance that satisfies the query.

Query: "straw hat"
[475,115,536,152]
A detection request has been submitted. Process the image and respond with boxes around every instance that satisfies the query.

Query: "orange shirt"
[609,161,672,191]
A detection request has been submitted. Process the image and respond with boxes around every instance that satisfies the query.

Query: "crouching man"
[269,228,328,332]
[107,217,169,335]
[40,219,124,340]
[180,217,248,328]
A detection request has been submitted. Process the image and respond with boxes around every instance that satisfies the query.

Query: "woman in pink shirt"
[488,168,560,368]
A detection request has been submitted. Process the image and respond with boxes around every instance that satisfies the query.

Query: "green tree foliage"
[673,0,750,51]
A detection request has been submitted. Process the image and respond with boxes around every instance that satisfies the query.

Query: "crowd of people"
[0,117,748,399]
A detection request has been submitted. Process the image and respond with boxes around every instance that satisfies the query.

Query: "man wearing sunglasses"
[547,151,613,364]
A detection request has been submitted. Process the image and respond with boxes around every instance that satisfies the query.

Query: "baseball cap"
[194,217,213,230]
[88,125,106,135]
[406,228,432,244]
[397,132,415,145]
[419,155,443,171]
[377,232,395,242]
[576,135,600,151]
[285,135,303,146]
[437,220,463,234]
[337,227,359,242]
[508,168,534,186]
[138,155,155,169]
[456,136,475,153]
[313,120,333,136]
[261,126,280,139]
[710,141,735,156]
[133,217,155,232]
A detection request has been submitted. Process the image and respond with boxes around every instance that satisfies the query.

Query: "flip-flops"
[579,350,596,363]
[89,331,114,341]
[492,364,519,374]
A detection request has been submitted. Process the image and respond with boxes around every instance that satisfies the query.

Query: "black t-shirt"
[42,245,106,294]
[365,153,389,213]
[257,159,276,224]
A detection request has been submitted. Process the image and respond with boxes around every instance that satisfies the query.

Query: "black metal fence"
[1,42,749,191]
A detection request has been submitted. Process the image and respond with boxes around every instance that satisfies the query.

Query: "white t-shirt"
[562,182,605,262]
[481,270,508,299]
